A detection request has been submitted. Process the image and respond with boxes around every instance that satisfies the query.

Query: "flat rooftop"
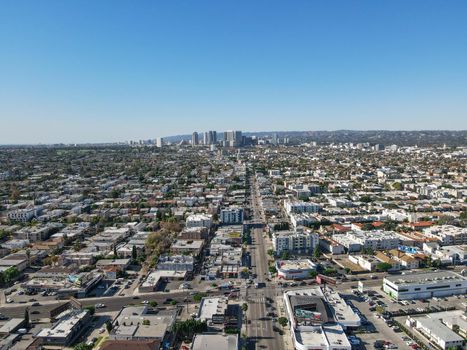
[191,334,238,350]
[37,310,88,339]
[385,270,466,287]
[198,297,228,321]
[277,259,316,271]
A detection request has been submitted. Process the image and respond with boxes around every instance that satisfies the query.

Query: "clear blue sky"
[1,1,466,143]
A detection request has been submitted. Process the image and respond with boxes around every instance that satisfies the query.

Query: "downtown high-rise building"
[155,137,164,148]
[203,131,217,145]
[192,132,199,146]
[224,130,243,147]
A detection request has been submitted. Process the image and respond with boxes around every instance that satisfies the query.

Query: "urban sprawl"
[0,130,466,350]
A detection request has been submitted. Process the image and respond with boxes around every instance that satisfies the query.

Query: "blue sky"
[0,1,466,143]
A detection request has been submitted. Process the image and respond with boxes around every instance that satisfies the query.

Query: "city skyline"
[1,1,467,144]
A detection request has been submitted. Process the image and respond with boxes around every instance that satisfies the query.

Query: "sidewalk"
[275,295,295,350]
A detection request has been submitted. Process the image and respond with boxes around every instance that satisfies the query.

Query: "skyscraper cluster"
[191,130,244,147]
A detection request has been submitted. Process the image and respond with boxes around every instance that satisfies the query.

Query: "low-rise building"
[96,259,130,272]
[406,310,466,350]
[424,225,467,246]
[191,334,238,350]
[170,239,204,256]
[186,214,212,229]
[283,287,359,350]
[110,306,175,343]
[139,270,187,293]
[383,270,467,300]
[333,230,399,252]
[36,310,91,346]
[157,255,194,272]
[276,259,317,280]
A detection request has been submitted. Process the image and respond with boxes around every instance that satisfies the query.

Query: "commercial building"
[223,130,242,147]
[383,270,467,300]
[157,255,194,272]
[203,131,217,145]
[170,239,204,256]
[276,259,317,280]
[220,207,244,225]
[155,137,164,148]
[139,270,186,293]
[110,306,175,342]
[406,310,466,350]
[37,310,91,346]
[283,287,359,350]
[192,132,199,146]
[191,334,238,350]
[272,229,319,255]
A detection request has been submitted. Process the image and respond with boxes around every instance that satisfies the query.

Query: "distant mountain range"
[164,130,467,147]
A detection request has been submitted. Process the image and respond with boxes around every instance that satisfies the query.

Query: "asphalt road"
[245,173,285,350]
[0,289,224,320]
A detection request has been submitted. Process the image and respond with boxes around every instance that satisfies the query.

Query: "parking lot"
[338,282,467,349]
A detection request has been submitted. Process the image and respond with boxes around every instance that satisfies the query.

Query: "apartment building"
[220,207,244,225]
[186,214,212,229]
[284,200,321,214]
[272,230,319,255]
[424,225,467,246]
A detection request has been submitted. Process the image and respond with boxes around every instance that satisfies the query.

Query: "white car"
[141,300,149,304]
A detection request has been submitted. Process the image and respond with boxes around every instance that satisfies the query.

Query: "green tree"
[313,246,321,260]
[131,245,137,261]
[280,250,290,260]
[323,267,337,276]
[267,249,275,257]
[375,306,385,314]
[105,320,113,333]
[360,195,373,203]
[269,266,277,274]
[73,343,93,350]
[24,309,29,327]
[84,305,95,315]
[149,301,158,308]
[278,317,288,327]
[3,267,20,283]
[241,303,248,313]
[361,222,375,231]
[193,293,206,303]
[308,270,318,279]
[362,247,374,255]
[376,262,392,272]
[173,319,207,341]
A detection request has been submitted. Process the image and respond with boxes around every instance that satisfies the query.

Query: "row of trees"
[173,319,207,341]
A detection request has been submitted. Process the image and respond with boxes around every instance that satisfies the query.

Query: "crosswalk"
[249,296,267,303]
